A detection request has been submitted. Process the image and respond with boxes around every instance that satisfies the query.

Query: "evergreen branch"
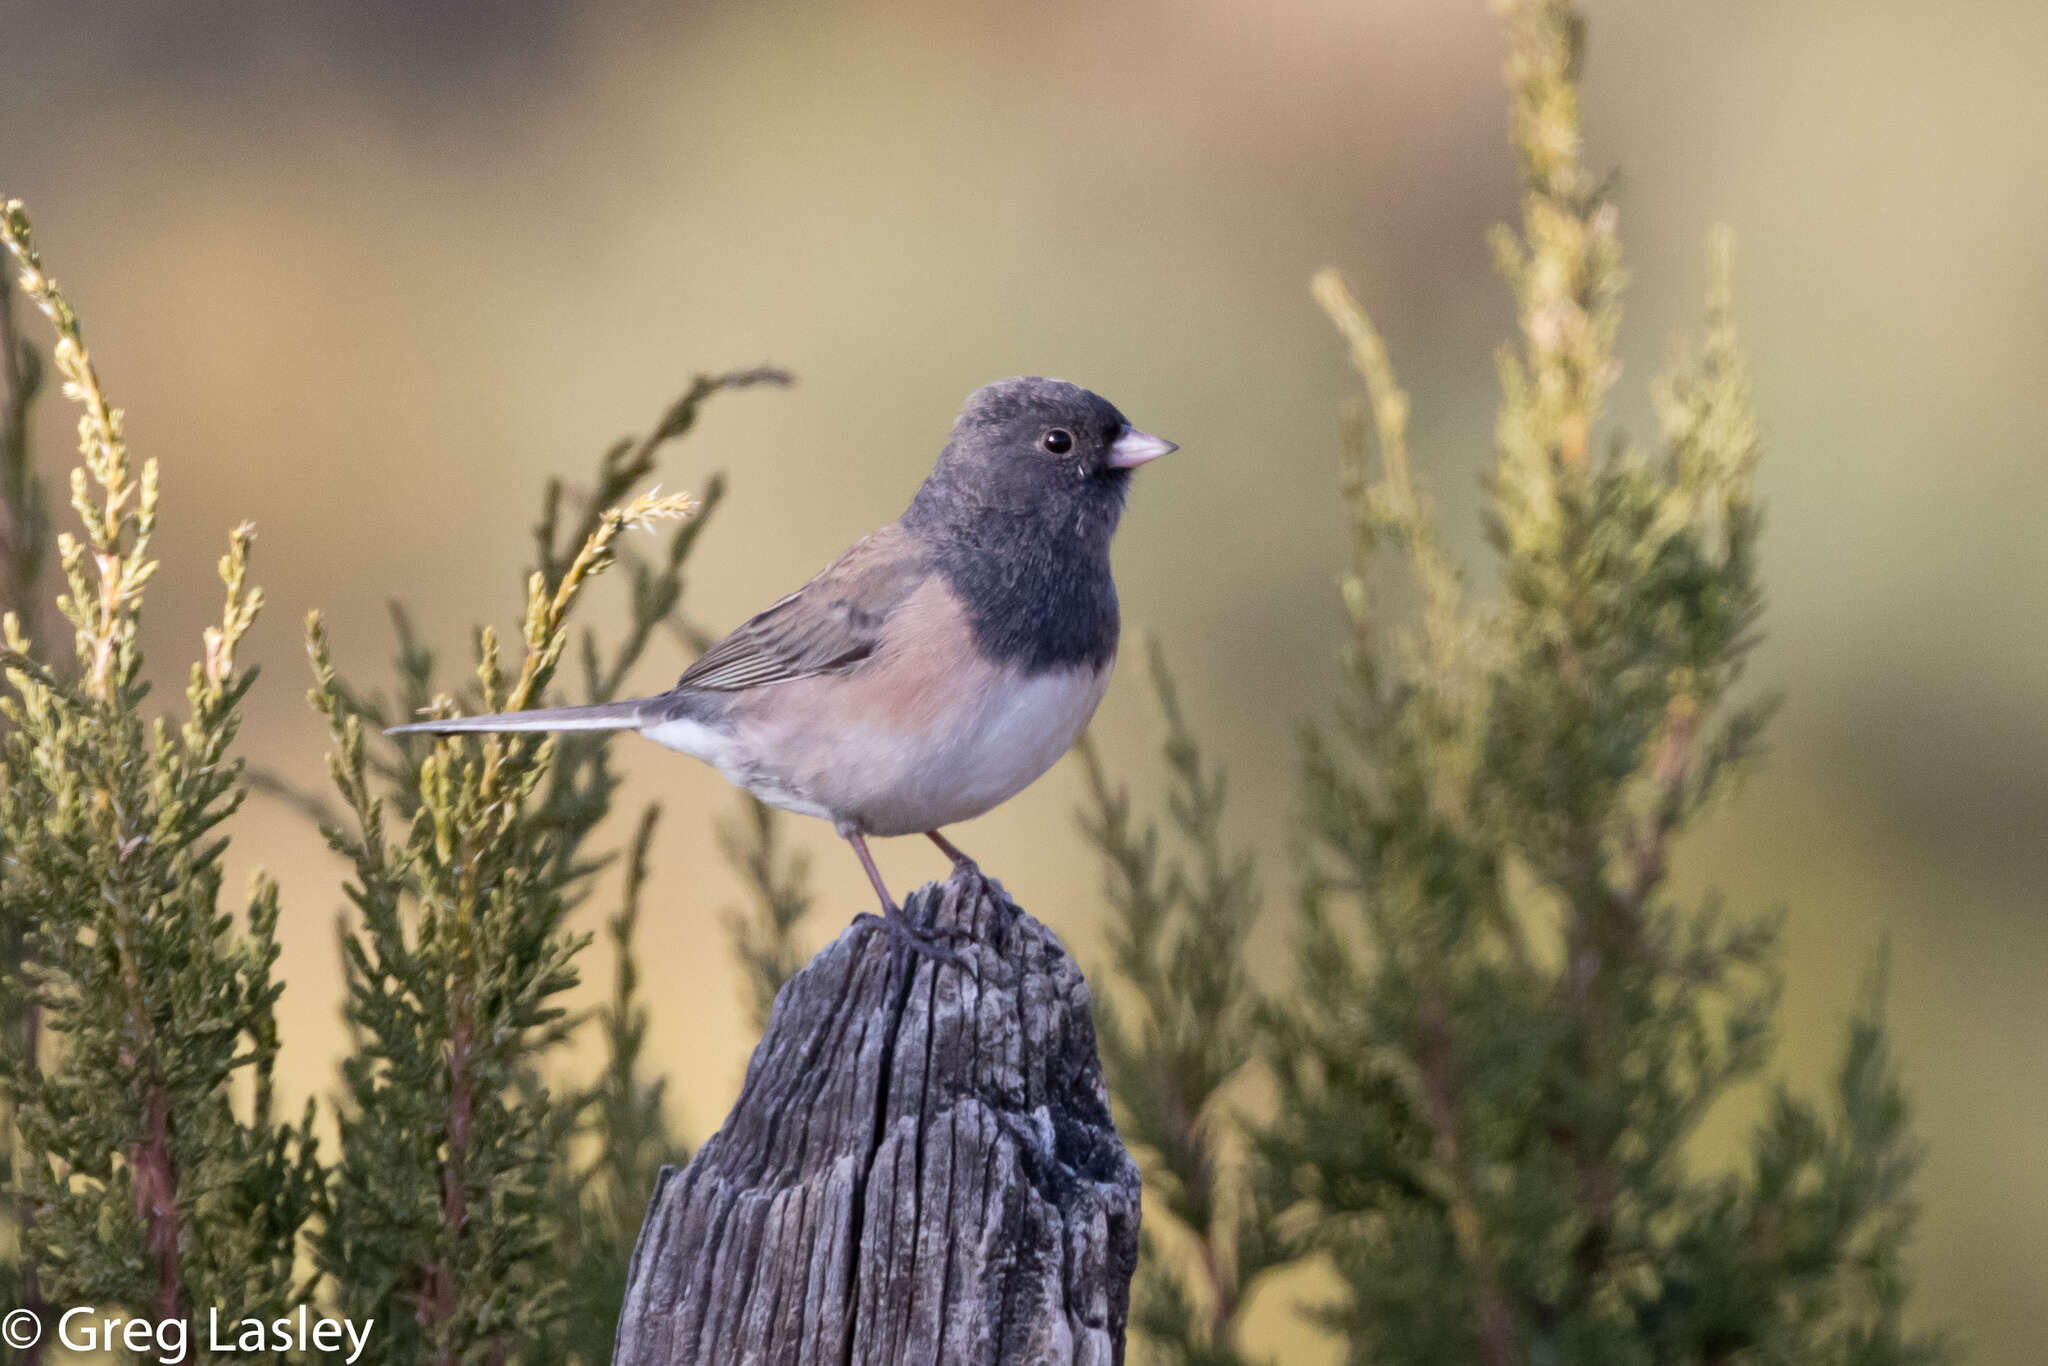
[594,472,727,702]
[427,497,680,1366]
[1242,5,1947,1364]
[530,468,732,893]
[720,794,814,1033]
[1412,990,1518,1366]
[550,803,690,1364]
[1,199,158,705]
[1311,267,1486,835]
[314,365,769,1365]
[0,196,316,1337]
[1486,0,1637,1317]
[244,764,349,831]
[1310,270,1460,666]
[503,488,697,725]
[534,367,789,591]
[0,266,49,650]
[514,391,755,903]
[1079,639,1272,1366]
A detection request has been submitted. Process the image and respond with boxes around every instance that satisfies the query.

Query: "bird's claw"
[856,909,971,969]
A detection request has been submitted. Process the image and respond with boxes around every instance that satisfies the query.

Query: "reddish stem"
[424,992,478,1366]
[1415,993,1519,1366]
[130,1078,183,1324]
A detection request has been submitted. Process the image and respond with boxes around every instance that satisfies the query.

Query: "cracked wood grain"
[612,866,1141,1366]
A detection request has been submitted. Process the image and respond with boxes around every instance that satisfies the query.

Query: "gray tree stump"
[612,866,1142,1366]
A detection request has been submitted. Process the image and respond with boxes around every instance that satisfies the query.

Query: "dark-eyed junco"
[390,377,1173,943]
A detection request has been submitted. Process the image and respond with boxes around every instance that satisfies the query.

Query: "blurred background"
[3,0,2043,1359]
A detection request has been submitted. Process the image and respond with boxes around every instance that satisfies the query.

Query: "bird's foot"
[855,907,969,968]
[926,830,981,876]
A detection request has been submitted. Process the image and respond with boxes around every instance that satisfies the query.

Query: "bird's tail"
[386,698,652,737]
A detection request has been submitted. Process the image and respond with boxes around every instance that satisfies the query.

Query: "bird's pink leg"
[925,829,977,869]
[846,829,898,911]
[846,830,960,966]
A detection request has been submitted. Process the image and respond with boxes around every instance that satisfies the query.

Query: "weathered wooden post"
[612,865,1142,1366]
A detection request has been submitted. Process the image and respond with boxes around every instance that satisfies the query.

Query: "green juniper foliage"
[1076,637,1280,1366]
[0,201,321,1344]
[0,266,48,648]
[545,806,689,1366]
[514,379,785,1361]
[0,258,50,1350]
[311,370,781,1366]
[0,187,787,1362]
[1245,2,1942,1364]
[1086,4,1944,1364]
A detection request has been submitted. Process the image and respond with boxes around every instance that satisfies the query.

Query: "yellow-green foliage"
[1271,2,1938,1360]
[0,193,782,1364]
[1077,637,1272,1366]
[308,489,692,1366]
[309,371,779,1366]
[1087,3,1945,1364]
[0,198,321,1329]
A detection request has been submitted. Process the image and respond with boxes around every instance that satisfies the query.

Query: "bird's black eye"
[1042,428,1074,455]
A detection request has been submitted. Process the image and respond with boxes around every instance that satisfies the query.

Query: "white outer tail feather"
[385,699,651,736]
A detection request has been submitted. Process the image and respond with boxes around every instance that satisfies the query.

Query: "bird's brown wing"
[672,523,928,692]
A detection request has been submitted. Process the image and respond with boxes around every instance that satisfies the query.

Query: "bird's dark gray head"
[904,377,1174,671]
[905,377,1174,550]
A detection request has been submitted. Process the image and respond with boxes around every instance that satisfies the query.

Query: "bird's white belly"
[644,661,1109,838]
[836,662,1108,837]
